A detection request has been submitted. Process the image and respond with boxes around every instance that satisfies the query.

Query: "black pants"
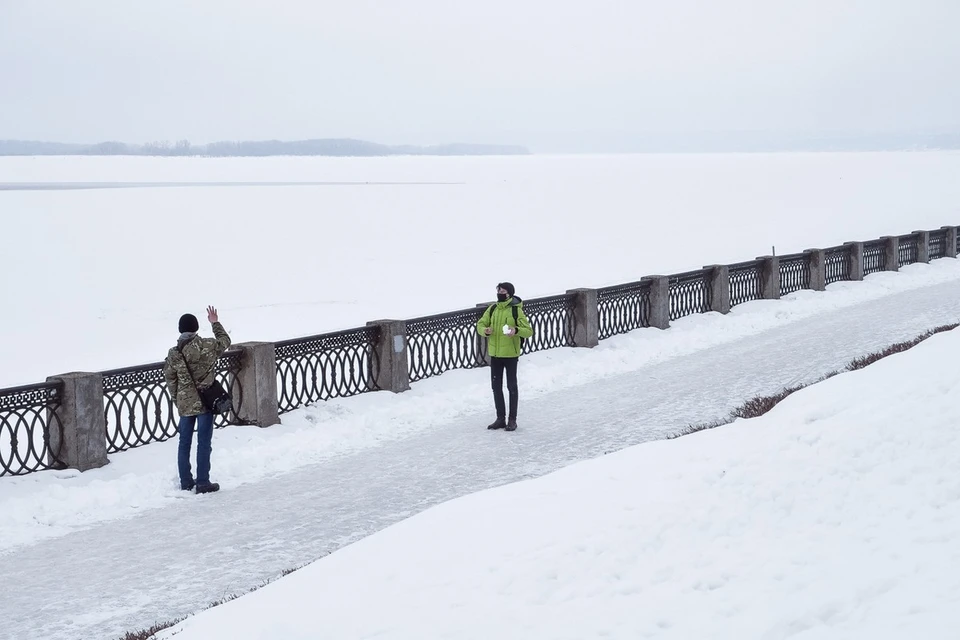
[490,356,519,420]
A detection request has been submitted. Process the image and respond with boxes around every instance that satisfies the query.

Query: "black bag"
[178,342,233,415]
[198,380,233,415]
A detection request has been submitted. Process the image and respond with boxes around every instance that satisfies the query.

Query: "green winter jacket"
[476,297,534,358]
[163,322,232,417]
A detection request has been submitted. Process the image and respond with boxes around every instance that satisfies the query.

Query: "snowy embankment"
[3,259,960,556]
[159,320,960,640]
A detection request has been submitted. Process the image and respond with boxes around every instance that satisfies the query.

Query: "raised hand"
[206,305,219,323]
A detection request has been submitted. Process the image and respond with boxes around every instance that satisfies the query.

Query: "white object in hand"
[502,324,511,335]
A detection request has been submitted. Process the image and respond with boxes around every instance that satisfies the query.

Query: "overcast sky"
[1,0,958,150]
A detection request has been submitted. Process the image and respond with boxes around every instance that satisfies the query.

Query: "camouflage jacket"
[163,322,232,417]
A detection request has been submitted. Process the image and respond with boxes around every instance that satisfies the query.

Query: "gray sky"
[1,0,958,150]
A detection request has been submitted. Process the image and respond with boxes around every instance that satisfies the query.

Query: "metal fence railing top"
[0,381,65,477]
[2,224,958,476]
[275,326,380,414]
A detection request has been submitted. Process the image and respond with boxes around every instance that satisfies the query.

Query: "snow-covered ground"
[3,258,960,555]
[2,264,960,640]
[157,303,960,640]
[3,153,960,640]
[2,152,960,386]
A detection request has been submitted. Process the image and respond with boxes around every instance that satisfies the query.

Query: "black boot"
[487,417,507,430]
[196,482,220,494]
[505,418,518,431]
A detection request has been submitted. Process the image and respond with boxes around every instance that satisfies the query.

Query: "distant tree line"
[0,138,531,157]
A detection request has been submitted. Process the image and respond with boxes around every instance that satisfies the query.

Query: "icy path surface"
[6,280,960,640]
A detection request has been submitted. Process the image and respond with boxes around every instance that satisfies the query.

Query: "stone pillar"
[476,303,494,365]
[913,230,930,263]
[566,288,599,347]
[942,226,957,259]
[641,275,670,329]
[804,248,826,291]
[46,372,108,472]
[234,342,279,427]
[882,236,899,272]
[366,320,410,393]
[844,242,865,281]
[757,255,780,299]
[703,265,730,314]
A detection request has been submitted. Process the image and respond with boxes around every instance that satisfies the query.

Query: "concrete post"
[641,275,670,329]
[844,242,865,281]
[757,255,780,299]
[46,372,108,472]
[703,265,730,314]
[804,249,826,292]
[234,342,279,427]
[366,320,410,393]
[882,236,899,272]
[566,288,599,347]
[912,230,930,264]
[476,303,493,365]
[942,226,957,259]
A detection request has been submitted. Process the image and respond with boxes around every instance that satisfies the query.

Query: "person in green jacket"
[477,282,534,431]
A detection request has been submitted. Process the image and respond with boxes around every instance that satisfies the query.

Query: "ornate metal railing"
[407,307,487,383]
[898,234,919,267]
[728,260,763,308]
[929,229,947,260]
[863,240,886,274]
[824,245,852,285]
[215,352,244,426]
[779,253,811,295]
[102,363,177,452]
[275,326,380,414]
[520,294,577,354]
[668,270,711,320]
[102,351,244,453]
[0,382,65,476]
[4,224,957,477]
[598,279,652,340]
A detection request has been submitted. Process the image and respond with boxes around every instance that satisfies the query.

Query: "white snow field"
[159,322,960,640]
[2,152,960,639]
[2,260,960,640]
[2,152,960,386]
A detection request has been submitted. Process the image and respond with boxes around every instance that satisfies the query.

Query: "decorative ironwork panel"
[668,270,711,320]
[778,253,811,295]
[863,240,886,274]
[824,246,852,285]
[598,280,652,340]
[407,307,488,382]
[0,382,65,477]
[728,260,763,307]
[929,229,947,260]
[102,351,244,454]
[275,326,380,414]
[898,234,919,267]
[215,352,244,428]
[519,294,577,355]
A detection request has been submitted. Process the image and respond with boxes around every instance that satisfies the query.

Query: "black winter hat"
[497,282,515,297]
[178,313,199,333]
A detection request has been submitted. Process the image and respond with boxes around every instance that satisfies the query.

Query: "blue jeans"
[178,412,214,488]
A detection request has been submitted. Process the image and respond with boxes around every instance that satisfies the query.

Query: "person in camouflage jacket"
[163,305,231,493]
